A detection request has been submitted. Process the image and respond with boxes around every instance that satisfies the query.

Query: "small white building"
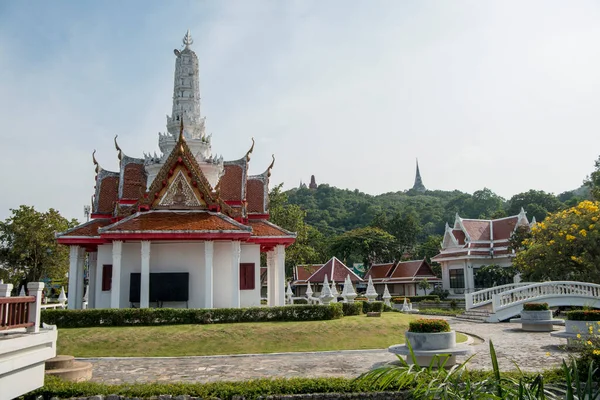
[56,31,295,310]
[432,209,530,296]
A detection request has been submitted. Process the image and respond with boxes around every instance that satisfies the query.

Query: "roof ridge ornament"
[92,150,100,174]
[267,154,275,177]
[183,29,193,49]
[114,135,123,163]
[245,137,255,162]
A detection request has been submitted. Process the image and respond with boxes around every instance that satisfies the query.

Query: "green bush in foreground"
[566,310,600,321]
[408,318,450,333]
[523,303,549,311]
[41,304,343,328]
[26,376,403,400]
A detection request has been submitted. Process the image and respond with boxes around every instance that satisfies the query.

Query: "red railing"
[0,296,35,331]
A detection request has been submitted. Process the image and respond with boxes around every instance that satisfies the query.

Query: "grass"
[57,313,468,357]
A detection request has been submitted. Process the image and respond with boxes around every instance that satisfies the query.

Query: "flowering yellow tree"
[514,201,600,282]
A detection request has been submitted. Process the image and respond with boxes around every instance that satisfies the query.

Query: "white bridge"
[465,281,600,322]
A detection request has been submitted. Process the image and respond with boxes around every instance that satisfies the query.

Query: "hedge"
[25,376,411,400]
[41,304,343,328]
[342,302,363,316]
[392,295,439,304]
[361,301,383,313]
[523,302,549,311]
[566,310,600,321]
[408,318,451,333]
[392,297,411,304]
[416,308,462,317]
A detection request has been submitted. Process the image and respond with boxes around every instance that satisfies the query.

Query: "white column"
[266,250,275,307]
[274,245,286,306]
[95,253,103,308]
[204,241,214,308]
[76,248,85,309]
[111,240,123,309]
[231,241,241,308]
[441,264,450,291]
[68,245,79,309]
[140,241,151,308]
[463,262,470,294]
[88,252,97,309]
[26,282,44,333]
[0,283,12,328]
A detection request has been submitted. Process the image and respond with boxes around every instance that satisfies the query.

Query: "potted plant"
[512,302,558,332]
[405,318,455,351]
[566,310,600,338]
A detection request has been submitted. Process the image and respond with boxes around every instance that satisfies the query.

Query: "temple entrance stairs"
[465,281,600,323]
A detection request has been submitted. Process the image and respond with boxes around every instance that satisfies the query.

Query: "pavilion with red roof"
[363,259,440,296]
[56,31,295,310]
[432,209,531,296]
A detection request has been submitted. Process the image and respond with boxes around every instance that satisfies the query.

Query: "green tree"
[417,278,431,295]
[474,264,517,289]
[506,189,564,222]
[513,201,600,282]
[585,155,600,200]
[414,234,443,277]
[0,205,77,285]
[329,227,396,267]
[269,184,325,274]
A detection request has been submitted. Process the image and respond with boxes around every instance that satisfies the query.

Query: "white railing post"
[0,283,12,298]
[465,292,473,310]
[492,293,500,313]
[27,282,44,333]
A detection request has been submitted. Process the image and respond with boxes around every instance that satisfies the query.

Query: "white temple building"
[56,31,296,310]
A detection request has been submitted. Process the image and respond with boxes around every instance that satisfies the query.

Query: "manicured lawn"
[57,312,468,357]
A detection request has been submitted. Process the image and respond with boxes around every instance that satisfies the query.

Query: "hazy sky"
[1,1,600,222]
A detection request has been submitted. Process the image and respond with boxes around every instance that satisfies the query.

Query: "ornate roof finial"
[178,118,185,142]
[183,29,193,49]
[245,137,255,162]
[267,154,275,177]
[114,135,123,162]
[92,150,99,174]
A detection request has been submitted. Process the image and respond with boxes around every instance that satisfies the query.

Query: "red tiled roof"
[220,164,244,202]
[246,179,266,213]
[248,220,292,237]
[470,242,490,248]
[60,219,112,237]
[452,230,466,245]
[97,176,119,214]
[294,265,321,281]
[121,163,146,199]
[364,263,394,280]
[390,260,426,279]
[307,257,362,283]
[492,216,518,240]
[462,220,491,241]
[432,251,469,260]
[102,211,248,232]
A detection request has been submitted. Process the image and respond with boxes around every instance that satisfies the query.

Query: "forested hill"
[286,184,589,239]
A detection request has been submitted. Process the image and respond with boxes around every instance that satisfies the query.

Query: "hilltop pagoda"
[57,31,296,310]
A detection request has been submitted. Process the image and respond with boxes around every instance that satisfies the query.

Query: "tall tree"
[0,205,77,285]
[513,201,600,282]
[268,184,325,274]
[329,227,396,267]
[506,189,563,221]
[585,155,600,201]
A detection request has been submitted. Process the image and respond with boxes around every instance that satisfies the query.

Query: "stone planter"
[521,310,553,321]
[516,310,556,332]
[551,319,600,346]
[389,330,471,368]
[405,331,456,351]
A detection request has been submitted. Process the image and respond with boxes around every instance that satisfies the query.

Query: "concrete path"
[83,318,572,384]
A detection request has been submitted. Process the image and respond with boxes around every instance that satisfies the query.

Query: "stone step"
[45,360,93,382]
[45,355,75,370]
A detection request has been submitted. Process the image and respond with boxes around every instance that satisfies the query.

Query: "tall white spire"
[183,29,193,49]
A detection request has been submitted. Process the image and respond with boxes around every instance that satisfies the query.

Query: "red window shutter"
[102,265,113,291]
[239,263,255,290]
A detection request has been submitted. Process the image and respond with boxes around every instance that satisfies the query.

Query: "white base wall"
[0,328,58,400]
[95,241,261,309]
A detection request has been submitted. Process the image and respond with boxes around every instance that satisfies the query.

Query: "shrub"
[417,308,462,317]
[392,297,411,304]
[27,375,409,400]
[430,287,450,300]
[342,302,363,316]
[361,301,383,313]
[354,296,368,302]
[41,304,344,328]
[408,318,450,333]
[293,298,308,304]
[523,302,549,311]
[567,310,600,321]
[408,295,440,302]
[449,299,458,309]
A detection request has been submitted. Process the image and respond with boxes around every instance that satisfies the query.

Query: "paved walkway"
[83,319,572,384]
